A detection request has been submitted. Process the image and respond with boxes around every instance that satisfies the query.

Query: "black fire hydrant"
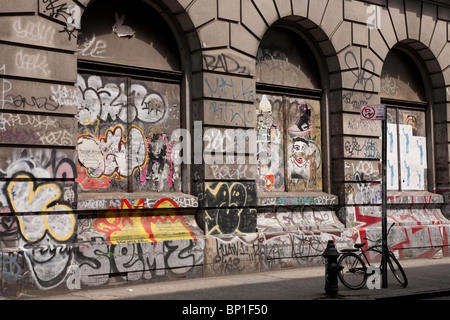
[322,240,343,296]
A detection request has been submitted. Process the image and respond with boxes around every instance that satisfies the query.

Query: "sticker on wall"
[399,124,427,190]
[256,96,284,192]
[258,95,272,112]
[387,123,398,190]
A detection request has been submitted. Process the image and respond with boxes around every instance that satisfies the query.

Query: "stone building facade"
[0,0,449,297]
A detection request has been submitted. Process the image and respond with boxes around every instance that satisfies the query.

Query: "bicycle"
[338,223,408,290]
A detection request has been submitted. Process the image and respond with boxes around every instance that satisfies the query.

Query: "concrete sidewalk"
[20,256,450,301]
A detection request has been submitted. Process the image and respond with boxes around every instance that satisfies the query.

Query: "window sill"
[257,191,338,207]
[387,190,443,205]
[77,191,198,211]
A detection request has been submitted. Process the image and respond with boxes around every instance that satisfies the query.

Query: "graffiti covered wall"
[204,206,355,276]
[255,90,322,192]
[76,73,181,192]
[341,192,450,259]
[0,0,449,299]
[0,194,204,295]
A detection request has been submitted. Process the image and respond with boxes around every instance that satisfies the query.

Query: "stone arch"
[371,2,449,102]
[76,0,202,193]
[252,17,340,194]
[242,1,342,90]
[79,0,202,68]
[364,0,450,197]
[78,0,202,80]
[381,40,449,198]
[366,0,450,196]
[366,1,450,112]
[244,4,353,258]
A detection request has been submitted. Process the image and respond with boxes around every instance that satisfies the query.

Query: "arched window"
[255,26,323,193]
[381,48,429,191]
[76,0,183,193]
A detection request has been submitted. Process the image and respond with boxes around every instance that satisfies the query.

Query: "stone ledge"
[257,191,338,207]
[77,192,199,210]
[387,191,443,205]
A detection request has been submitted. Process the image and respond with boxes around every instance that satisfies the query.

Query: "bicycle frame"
[355,222,396,269]
[356,243,383,269]
[338,223,408,289]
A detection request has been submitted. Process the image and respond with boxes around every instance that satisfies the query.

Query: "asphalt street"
[21,256,450,301]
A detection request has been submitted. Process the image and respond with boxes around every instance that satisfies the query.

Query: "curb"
[375,289,450,300]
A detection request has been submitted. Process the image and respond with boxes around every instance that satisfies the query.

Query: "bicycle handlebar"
[388,222,396,232]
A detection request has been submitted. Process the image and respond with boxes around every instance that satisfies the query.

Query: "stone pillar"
[0,0,80,293]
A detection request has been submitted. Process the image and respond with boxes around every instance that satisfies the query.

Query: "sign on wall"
[361,104,386,120]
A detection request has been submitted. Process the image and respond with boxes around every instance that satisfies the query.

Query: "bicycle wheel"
[338,253,367,290]
[387,252,408,287]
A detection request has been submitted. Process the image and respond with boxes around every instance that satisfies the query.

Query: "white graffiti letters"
[15,49,50,76]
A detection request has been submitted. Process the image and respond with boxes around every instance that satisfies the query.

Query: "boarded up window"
[387,108,427,191]
[77,73,181,192]
[383,50,428,191]
[255,94,322,192]
[76,0,182,193]
[255,27,322,193]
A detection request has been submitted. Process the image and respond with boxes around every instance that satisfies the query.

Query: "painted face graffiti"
[289,137,310,180]
[286,100,322,191]
[291,137,308,165]
[288,137,321,186]
[255,96,322,192]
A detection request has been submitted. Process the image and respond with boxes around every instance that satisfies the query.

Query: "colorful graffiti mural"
[342,198,450,259]
[0,193,204,293]
[204,207,354,276]
[78,124,148,180]
[93,198,196,244]
[0,148,77,290]
[0,146,200,292]
[76,195,203,288]
[286,99,321,191]
[76,73,181,192]
[256,95,322,192]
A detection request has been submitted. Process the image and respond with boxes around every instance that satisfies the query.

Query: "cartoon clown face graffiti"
[289,137,311,180]
[292,138,308,165]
